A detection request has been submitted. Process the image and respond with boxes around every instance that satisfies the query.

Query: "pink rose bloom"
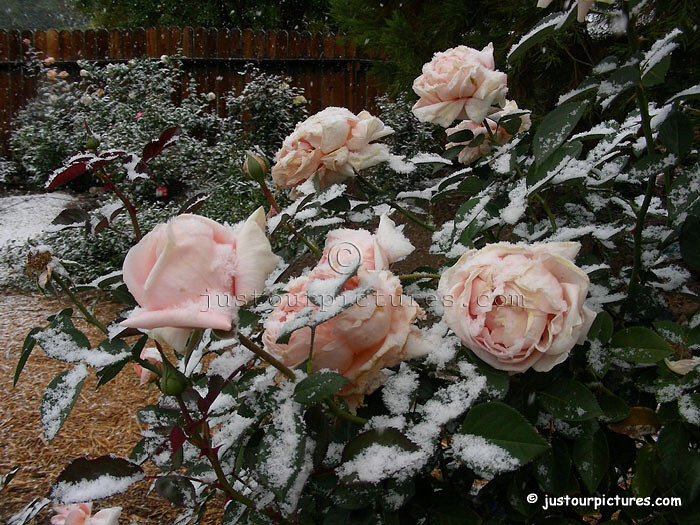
[264,268,425,408]
[445,100,531,165]
[271,107,394,190]
[46,69,57,81]
[537,0,595,22]
[316,214,414,273]
[263,219,425,407]
[133,347,162,385]
[412,43,508,127]
[51,503,121,525]
[122,208,279,331]
[438,242,596,373]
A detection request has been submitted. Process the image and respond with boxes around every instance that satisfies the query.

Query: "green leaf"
[595,387,630,423]
[129,438,148,465]
[462,352,509,398]
[610,327,673,363]
[446,128,475,143]
[342,428,419,463]
[679,394,700,426]
[642,54,671,88]
[294,372,349,405]
[155,475,196,507]
[631,444,656,497]
[6,498,51,525]
[680,213,700,270]
[527,140,583,187]
[41,364,88,442]
[532,437,571,494]
[96,358,130,389]
[457,177,485,196]
[597,65,638,109]
[538,379,603,421]
[51,455,145,504]
[587,311,613,343]
[572,424,608,493]
[14,327,41,386]
[656,423,700,502]
[1,466,19,492]
[659,109,693,158]
[507,10,575,64]
[498,114,523,135]
[459,401,549,464]
[429,502,482,525]
[444,145,464,160]
[533,100,589,166]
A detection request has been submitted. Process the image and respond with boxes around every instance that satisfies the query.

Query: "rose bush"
[7,6,700,525]
[438,242,596,372]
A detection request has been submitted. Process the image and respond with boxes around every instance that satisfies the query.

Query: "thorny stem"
[306,326,316,376]
[237,332,296,380]
[324,398,368,425]
[96,167,142,241]
[533,193,558,233]
[259,180,322,257]
[175,394,260,514]
[622,30,659,316]
[399,273,441,281]
[53,274,108,334]
[237,331,367,425]
[356,174,437,232]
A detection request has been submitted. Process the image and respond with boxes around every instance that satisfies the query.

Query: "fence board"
[0,27,381,156]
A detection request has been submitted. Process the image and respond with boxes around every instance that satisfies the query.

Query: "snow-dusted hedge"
[7,2,700,524]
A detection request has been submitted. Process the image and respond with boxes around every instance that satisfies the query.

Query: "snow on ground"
[0,193,75,246]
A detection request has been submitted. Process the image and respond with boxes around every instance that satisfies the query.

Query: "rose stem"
[399,273,440,281]
[238,333,367,425]
[53,274,108,334]
[324,398,367,425]
[621,5,658,318]
[532,193,557,233]
[174,394,260,514]
[95,166,142,241]
[306,326,316,375]
[356,174,437,232]
[237,333,296,379]
[258,180,322,258]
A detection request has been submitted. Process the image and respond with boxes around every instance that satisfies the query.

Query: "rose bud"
[159,358,189,396]
[243,152,269,184]
[133,347,163,385]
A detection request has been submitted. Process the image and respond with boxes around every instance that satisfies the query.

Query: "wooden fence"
[0,28,382,156]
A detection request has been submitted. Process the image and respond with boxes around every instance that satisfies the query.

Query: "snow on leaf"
[51,455,145,504]
[41,364,88,442]
[451,434,520,479]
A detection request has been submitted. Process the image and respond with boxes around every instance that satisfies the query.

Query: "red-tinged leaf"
[197,375,225,415]
[46,163,89,190]
[122,154,151,181]
[178,193,209,215]
[142,126,180,163]
[169,425,187,455]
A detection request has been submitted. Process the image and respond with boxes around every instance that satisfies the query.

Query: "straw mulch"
[0,290,225,524]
